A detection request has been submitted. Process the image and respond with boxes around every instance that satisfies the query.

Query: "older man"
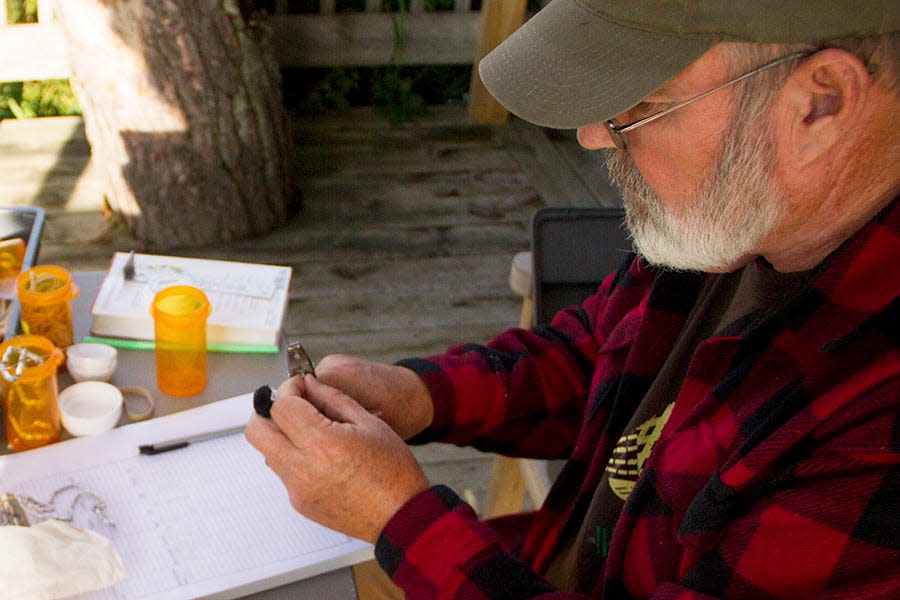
[247,1,899,598]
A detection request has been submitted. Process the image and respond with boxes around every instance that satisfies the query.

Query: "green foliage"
[383,0,456,10]
[298,68,360,113]
[5,0,37,23]
[278,1,463,12]
[0,81,81,119]
[1,1,81,119]
[422,0,459,11]
[372,67,425,123]
[284,64,471,121]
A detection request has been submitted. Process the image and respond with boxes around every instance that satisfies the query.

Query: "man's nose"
[576,122,616,150]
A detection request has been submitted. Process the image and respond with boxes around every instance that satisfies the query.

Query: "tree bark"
[54,0,292,248]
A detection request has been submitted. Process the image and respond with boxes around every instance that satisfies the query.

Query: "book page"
[0,395,372,599]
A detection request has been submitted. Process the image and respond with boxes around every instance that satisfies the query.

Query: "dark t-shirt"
[542,259,809,593]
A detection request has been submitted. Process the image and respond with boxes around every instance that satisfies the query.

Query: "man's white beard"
[605,114,785,272]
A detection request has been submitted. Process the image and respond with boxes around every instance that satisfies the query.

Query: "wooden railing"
[0,0,69,82]
[0,1,482,82]
[0,0,527,123]
[270,1,480,67]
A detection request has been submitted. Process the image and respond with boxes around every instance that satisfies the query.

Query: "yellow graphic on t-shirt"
[606,402,675,501]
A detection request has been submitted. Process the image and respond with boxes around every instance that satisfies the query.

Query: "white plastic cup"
[66,343,117,382]
[58,381,123,436]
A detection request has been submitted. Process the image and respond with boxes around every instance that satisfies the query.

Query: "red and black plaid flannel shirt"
[378,199,899,599]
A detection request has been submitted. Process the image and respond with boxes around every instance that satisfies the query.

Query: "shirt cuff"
[374,485,499,594]
[395,357,457,445]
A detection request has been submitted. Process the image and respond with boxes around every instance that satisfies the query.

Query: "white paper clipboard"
[0,394,372,599]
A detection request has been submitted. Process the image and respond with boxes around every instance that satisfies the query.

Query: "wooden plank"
[285,272,516,328]
[0,115,86,149]
[548,129,623,209]
[414,444,493,508]
[295,143,515,175]
[283,287,517,339]
[297,161,528,191]
[293,120,496,146]
[500,118,622,208]
[296,103,474,126]
[38,0,56,23]
[2,178,106,212]
[294,121,497,148]
[292,181,538,226]
[467,0,527,124]
[289,116,510,168]
[483,456,526,517]
[0,117,104,211]
[320,0,336,15]
[0,154,95,185]
[413,443,493,465]
[280,254,516,297]
[295,298,518,358]
[0,23,72,82]
[197,222,530,264]
[269,12,479,66]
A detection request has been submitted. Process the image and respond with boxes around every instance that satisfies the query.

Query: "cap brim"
[479,0,717,129]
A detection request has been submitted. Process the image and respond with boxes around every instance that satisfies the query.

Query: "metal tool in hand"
[286,341,316,378]
[254,341,315,419]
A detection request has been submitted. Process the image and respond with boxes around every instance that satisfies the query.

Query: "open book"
[90,253,292,350]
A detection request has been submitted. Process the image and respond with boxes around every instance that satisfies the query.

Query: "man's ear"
[775,48,872,168]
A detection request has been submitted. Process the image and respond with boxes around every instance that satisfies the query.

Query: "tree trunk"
[54,0,291,248]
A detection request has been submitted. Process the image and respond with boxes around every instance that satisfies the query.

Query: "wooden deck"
[0,105,620,511]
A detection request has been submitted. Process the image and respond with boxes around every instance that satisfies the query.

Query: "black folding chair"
[485,206,631,516]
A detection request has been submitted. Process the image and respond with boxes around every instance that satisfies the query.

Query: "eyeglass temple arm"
[610,51,811,134]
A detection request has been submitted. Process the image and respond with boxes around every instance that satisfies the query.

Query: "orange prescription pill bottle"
[16,265,79,351]
[0,335,64,451]
[0,238,25,278]
[151,285,211,397]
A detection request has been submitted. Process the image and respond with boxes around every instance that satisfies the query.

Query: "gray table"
[2,271,360,599]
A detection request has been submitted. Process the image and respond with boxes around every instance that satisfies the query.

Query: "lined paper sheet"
[0,394,372,599]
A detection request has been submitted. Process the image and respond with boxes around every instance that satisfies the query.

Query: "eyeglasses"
[604,51,812,153]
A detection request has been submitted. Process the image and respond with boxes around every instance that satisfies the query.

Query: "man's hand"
[313,354,434,440]
[245,375,430,544]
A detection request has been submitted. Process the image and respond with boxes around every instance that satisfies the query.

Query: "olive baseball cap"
[479,0,900,129]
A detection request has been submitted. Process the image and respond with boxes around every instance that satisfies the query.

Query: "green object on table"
[81,336,279,354]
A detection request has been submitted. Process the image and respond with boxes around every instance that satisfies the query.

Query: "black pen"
[138,425,245,455]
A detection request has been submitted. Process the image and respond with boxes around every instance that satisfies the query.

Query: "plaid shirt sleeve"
[375,485,585,599]
[398,255,648,459]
